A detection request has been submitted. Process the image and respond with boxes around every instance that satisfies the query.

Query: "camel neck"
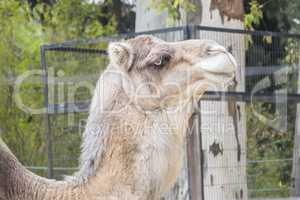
[71,69,144,182]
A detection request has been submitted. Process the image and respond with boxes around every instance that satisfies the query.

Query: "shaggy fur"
[0,35,236,200]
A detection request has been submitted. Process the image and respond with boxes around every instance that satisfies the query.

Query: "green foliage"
[245,1,263,30]
[0,1,45,171]
[149,0,196,24]
[0,0,117,177]
[33,0,116,42]
[286,0,300,33]
[284,38,300,65]
[253,0,300,33]
[247,103,295,197]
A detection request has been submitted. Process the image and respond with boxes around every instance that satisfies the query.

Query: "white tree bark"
[135,1,168,31]
[199,1,247,199]
[193,1,247,200]
[135,1,247,200]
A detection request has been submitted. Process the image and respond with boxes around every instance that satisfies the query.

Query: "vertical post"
[186,107,205,200]
[183,25,191,41]
[41,46,54,179]
[293,100,300,196]
[292,50,300,196]
[184,25,205,200]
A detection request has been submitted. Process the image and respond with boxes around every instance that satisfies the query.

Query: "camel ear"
[108,42,134,71]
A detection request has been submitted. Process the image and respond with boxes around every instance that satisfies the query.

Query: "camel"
[0,35,237,200]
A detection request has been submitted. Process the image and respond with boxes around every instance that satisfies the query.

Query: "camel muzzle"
[198,45,237,75]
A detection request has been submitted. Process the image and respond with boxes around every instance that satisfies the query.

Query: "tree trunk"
[191,1,247,200]
[292,60,300,196]
[136,1,247,200]
[135,1,168,32]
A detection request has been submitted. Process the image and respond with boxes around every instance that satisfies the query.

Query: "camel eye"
[153,55,170,68]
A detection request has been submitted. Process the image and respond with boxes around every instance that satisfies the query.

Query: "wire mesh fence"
[37,25,300,199]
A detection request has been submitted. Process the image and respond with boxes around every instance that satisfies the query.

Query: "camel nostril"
[227,45,233,54]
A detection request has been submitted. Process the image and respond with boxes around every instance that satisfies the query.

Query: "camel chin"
[0,35,236,200]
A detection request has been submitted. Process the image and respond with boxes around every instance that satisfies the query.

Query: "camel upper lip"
[199,52,237,75]
[196,45,237,76]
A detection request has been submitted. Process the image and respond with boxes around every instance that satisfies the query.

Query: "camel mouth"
[194,48,237,87]
[199,52,236,74]
[187,47,237,111]
[196,44,237,73]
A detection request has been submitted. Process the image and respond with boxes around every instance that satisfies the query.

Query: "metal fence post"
[183,25,191,40]
[41,46,54,179]
[184,25,205,200]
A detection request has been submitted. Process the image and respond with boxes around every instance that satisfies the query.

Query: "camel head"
[108,35,237,112]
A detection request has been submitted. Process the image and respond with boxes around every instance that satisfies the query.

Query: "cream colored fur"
[0,35,236,200]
